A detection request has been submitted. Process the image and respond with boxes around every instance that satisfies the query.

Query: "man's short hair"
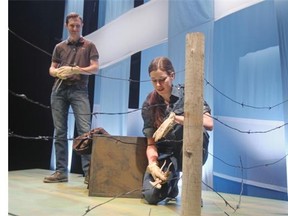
[66,12,83,24]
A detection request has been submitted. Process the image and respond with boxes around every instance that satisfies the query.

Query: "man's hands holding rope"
[55,65,81,80]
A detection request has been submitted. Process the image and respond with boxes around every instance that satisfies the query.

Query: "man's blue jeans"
[51,84,91,176]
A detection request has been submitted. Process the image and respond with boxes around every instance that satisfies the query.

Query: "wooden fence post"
[181,32,205,216]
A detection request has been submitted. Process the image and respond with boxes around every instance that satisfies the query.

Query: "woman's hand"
[153,112,176,141]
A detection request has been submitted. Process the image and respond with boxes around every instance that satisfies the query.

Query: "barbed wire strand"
[204,79,288,110]
[9,90,288,135]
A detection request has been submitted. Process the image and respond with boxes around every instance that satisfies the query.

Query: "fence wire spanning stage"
[8,29,288,216]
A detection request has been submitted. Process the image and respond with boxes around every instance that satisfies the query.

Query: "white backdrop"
[86,0,263,69]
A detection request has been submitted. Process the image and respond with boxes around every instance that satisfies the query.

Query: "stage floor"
[9,169,288,216]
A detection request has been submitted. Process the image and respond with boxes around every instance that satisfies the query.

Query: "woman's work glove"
[147,161,172,189]
[147,162,167,182]
[153,112,176,142]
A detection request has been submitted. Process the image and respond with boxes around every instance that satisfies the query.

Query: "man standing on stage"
[43,12,99,183]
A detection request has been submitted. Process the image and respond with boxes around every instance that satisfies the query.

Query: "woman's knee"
[142,191,160,205]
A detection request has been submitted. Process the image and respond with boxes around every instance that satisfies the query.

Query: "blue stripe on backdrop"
[275,0,288,199]
[214,175,287,201]
[213,1,282,119]
[213,0,287,200]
